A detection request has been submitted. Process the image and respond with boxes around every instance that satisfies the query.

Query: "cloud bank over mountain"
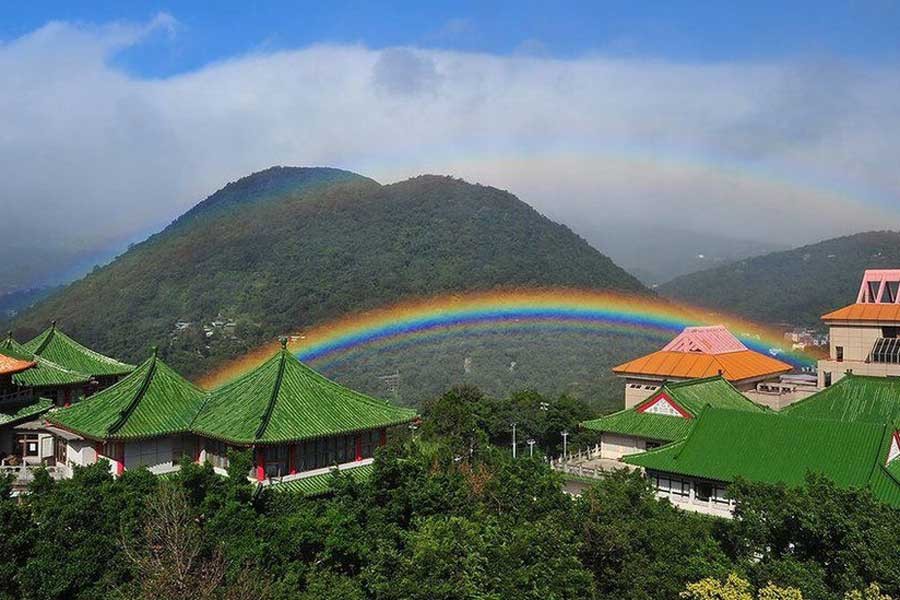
[2,13,899,264]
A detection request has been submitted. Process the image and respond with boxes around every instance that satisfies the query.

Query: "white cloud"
[1,15,899,266]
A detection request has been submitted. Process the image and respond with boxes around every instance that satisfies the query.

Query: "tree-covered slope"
[658,231,900,327]
[13,167,648,392]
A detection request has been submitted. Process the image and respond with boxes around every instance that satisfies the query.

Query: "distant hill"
[658,231,900,327]
[585,223,787,287]
[13,167,650,407]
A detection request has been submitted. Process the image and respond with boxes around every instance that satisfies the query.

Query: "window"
[871,338,900,364]
[824,372,832,387]
[836,346,844,362]
[712,485,730,505]
[695,482,713,502]
[883,326,899,339]
[264,445,289,478]
[54,438,67,465]
[19,434,39,457]
[204,439,230,469]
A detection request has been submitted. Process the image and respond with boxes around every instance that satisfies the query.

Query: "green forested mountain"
[659,231,900,327]
[12,167,649,407]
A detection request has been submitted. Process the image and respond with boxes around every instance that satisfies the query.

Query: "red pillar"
[255,448,266,481]
[355,434,362,461]
[288,444,297,475]
[380,428,387,447]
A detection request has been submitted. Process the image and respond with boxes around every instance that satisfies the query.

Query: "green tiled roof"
[48,351,206,440]
[624,408,900,507]
[0,398,53,426]
[192,345,417,445]
[266,463,374,496]
[782,374,900,427]
[23,323,134,378]
[2,334,90,388]
[582,376,763,442]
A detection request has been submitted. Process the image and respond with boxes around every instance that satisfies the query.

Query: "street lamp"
[511,422,517,459]
[527,438,536,457]
[561,430,569,462]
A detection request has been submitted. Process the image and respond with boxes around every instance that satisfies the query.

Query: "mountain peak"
[176,166,375,225]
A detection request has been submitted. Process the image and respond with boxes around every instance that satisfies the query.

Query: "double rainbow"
[199,288,815,388]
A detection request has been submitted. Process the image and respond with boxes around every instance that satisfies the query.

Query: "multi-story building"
[613,325,799,410]
[819,269,900,388]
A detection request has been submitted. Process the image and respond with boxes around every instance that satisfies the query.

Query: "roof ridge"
[666,375,722,389]
[668,405,711,460]
[32,324,55,356]
[864,423,891,487]
[254,347,288,440]
[53,328,132,367]
[106,355,157,436]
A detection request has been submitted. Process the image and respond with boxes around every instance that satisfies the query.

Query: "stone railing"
[0,465,63,490]
[551,461,606,481]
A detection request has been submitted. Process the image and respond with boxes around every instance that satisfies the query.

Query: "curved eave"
[44,417,193,443]
[0,360,37,376]
[192,413,418,447]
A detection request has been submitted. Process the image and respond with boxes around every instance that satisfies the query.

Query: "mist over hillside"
[12,167,652,406]
[659,230,900,327]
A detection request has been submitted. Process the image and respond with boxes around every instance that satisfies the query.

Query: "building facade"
[46,342,417,487]
[582,376,764,460]
[818,269,900,388]
[624,380,900,516]
[613,325,800,410]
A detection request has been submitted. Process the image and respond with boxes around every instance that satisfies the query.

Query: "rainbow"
[199,288,817,388]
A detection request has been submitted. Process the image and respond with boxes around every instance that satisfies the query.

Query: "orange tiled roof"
[613,349,792,382]
[0,352,36,376]
[822,303,900,322]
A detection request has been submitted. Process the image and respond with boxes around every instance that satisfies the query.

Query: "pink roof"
[856,269,900,304]
[661,325,747,355]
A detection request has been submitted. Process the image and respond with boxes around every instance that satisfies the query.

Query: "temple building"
[582,376,764,460]
[2,332,92,406]
[819,269,900,388]
[0,348,55,466]
[623,374,900,516]
[613,325,801,410]
[46,341,417,486]
[191,341,417,482]
[46,349,206,478]
[22,322,134,393]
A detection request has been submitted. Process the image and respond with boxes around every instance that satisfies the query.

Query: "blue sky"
[5,1,900,77]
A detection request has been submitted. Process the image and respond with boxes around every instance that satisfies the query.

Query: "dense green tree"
[726,475,900,600]
[576,469,732,600]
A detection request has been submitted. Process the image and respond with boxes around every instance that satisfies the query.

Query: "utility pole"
[527,438,536,457]
[561,430,569,462]
[511,422,517,458]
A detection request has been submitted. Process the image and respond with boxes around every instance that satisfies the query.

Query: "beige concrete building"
[818,269,900,388]
[613,325,799,410]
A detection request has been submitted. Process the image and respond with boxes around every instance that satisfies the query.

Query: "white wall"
[62,439,98,477]
[124,438,175,474]
[623,378,663,409]
[600,433,651,460]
